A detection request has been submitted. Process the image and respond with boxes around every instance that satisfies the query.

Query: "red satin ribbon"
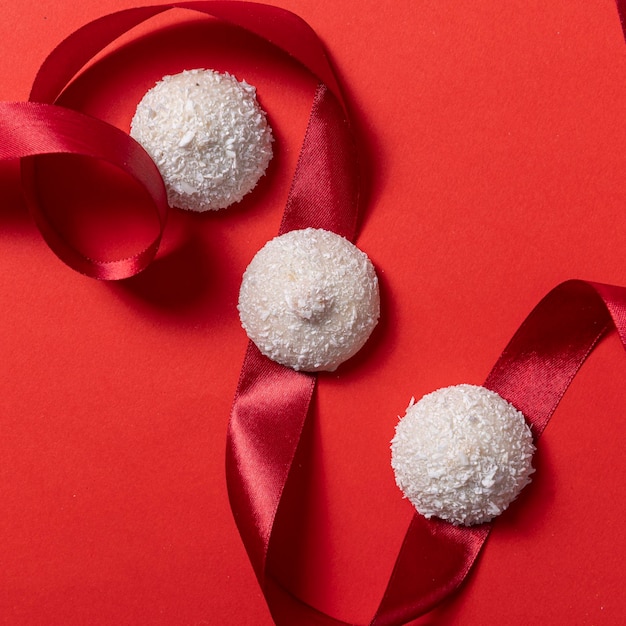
[229,5,626,623]
[3,2,626,625]
[1,1,349,278]
[230,280,626,626]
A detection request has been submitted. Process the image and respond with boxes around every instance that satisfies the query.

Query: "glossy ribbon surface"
[2,1,347,278]
[230,280,626,625]
[2,2,626,625]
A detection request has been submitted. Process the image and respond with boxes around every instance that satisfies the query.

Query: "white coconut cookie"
[130,68,273,211]
[391,384,535,526]
[238,228,380,372]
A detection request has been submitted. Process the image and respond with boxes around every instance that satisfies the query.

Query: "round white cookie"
[391,384,535,526]
[130,68,273,211]
[238,228,380,372]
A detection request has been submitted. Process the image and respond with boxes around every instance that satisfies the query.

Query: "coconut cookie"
[391,384,535,526]
[238,228,380,372]
[130,69,273,211]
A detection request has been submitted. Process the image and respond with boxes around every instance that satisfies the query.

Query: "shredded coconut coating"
[391,384,535,526]
[238,228,380,372]
[130,69,273,211]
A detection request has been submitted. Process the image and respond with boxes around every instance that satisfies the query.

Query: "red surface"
[0,1,625,624]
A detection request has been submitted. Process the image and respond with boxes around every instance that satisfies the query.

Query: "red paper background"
[1,0,625,624]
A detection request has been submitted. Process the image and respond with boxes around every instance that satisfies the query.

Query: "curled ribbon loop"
[2,1,351,278]
[3,101,168,279]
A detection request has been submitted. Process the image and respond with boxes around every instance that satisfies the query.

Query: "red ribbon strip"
[375,280,626,624]
[1,1,348,278]
[228,4,626,623]
[230,280,626,626]
[3,2,626,625]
